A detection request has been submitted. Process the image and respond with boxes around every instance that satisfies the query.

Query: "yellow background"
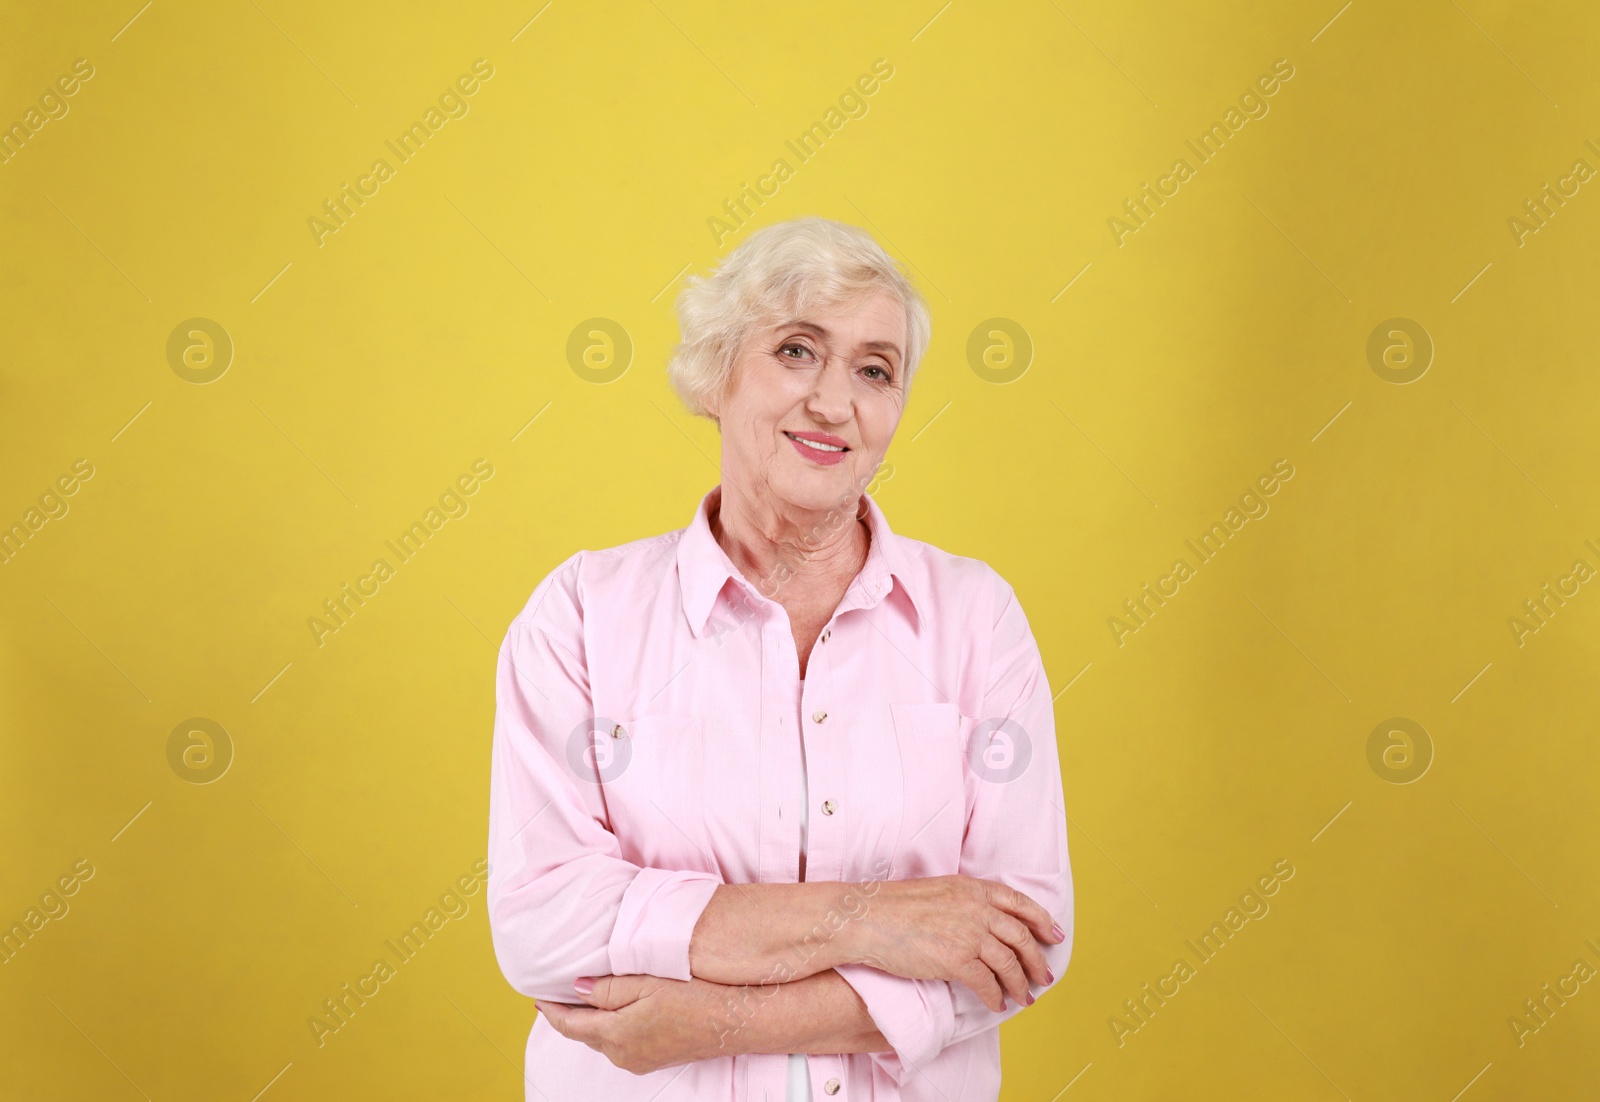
[3,1,1598,1098]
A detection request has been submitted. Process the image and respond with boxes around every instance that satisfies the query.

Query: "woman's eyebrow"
[776,318,902,358]
[777,319,829,339]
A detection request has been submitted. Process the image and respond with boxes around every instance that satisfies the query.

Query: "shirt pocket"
[596,713,712,871]
[888,702,969,877]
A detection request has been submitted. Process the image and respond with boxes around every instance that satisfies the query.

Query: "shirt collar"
[677,484,923,639]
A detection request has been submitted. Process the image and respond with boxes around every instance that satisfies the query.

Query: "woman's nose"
[805,358,853,422]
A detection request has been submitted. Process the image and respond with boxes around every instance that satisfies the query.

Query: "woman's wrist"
[709,971,889,1058]
[688,880,881,984]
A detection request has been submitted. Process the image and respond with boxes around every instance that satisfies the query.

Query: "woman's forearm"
[689,882,872,986]
[691,873,1065,1013]
[718,970,890,1057]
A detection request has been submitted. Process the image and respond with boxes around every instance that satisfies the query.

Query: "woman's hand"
[535,976,742,1075]
[843,874,1065,1012]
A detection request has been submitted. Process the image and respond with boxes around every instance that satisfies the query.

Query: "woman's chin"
[772,465,858,508]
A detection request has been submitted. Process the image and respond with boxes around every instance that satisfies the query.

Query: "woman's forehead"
[756,295,906,344]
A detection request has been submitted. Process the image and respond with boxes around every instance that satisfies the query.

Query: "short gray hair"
[667,217,932,422]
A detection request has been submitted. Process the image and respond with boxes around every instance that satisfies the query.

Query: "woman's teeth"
[787,433,845,452]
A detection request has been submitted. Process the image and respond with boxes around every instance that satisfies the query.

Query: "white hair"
[666,216,932,422]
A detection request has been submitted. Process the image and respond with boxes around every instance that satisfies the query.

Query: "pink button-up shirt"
[486,485,1073,1101]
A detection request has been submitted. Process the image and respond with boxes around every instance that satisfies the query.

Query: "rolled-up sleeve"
[487,554,722,1002]
[837,571,1074,1083]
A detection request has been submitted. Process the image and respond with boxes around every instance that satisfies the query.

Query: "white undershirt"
[786,678,812,1102]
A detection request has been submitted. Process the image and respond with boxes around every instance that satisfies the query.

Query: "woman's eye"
[863,364,891,381]
[779,343,811,361]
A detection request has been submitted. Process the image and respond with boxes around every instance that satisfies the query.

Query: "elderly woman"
[487,217,1072,1101]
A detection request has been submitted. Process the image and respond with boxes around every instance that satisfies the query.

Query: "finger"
[535,1000,573,1037]
[541,1002,612,1047]
[542,1015,607,1061]
[579,974,646,1011]
[982,879,1049,933]
[955,960,1006,1013]
[977,936,1032,1008]
[988,912,1052,987]
[984,881,1059,943]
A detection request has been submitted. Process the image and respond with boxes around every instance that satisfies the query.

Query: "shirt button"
[822,800,836,815]
[812,711,828,724]
[610,724,626,739]
[820,628,830,643]
[824,1079,841,1095]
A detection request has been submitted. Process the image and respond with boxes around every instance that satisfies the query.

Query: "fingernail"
[1051,923,1064,941]
[574,976,595,996]
[1045,969,1055,984]
[1025,993,1035,1006]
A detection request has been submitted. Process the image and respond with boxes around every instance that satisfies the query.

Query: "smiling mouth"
[784,431,848,454]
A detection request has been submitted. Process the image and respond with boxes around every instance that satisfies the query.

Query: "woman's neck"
[710,481,868,601]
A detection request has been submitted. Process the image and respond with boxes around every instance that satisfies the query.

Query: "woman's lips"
[784,430,849,467]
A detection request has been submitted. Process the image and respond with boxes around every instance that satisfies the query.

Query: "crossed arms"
[535,875,1067,1075]
[487,568,1073,1082]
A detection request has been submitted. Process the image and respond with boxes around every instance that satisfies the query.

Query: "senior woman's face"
[710,291,908,513]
